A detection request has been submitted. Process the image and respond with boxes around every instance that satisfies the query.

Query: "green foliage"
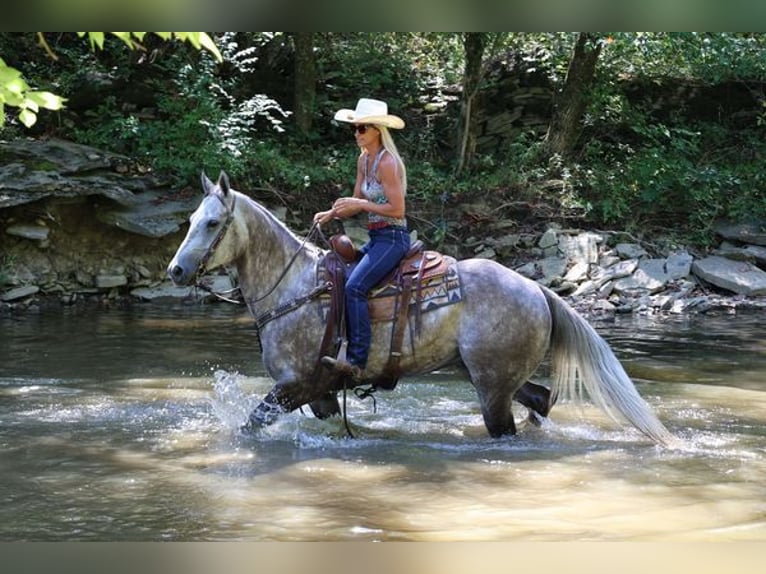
[3,32,766,249]
[72,33,288,184]
[77,32,222,63]
[571,110,766,244]
[0,32,220,129]
[318,33,430,111]
[0,56,64,128]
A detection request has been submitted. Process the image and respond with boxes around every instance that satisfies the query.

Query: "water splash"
[209,369,260,431]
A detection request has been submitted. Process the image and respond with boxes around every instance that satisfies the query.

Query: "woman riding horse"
[314,98,411,383]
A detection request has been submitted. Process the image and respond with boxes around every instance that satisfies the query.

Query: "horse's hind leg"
[513,381,552,426]
[472,376,518,438]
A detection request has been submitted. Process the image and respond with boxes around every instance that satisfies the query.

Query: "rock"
[558,232,602,265]
[130,283,195,301]
[615,243,647,259]
[515,261,539,279]
[487,234,520,255]
[6,224,49,241]
[665,251,694,280]
[613,267,667,295]
[564,261,589,283]
[1,285,40,301]
[134,264,152,279]
[130,275,235,302]
[599,253,621,268]
[638,258,671,287]
[714,242,766,267]
[538,256,567,286]
[95,275,128,289]
[691,255,766,296]
[0,138,183,238]
[714,221,766,247]
[74,269,93,286]
[571,279,598,297]
[591,299,616,313]
[538,228,558,249]
[474,247,497,259]
[590,258,639,286]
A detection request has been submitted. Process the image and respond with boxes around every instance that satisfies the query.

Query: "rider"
[314,98,411,382]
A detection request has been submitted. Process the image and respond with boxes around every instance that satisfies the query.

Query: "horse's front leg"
[242,383,303,431]
[242,381,341,432]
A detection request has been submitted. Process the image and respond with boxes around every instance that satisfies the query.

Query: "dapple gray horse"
[168,171,674,445]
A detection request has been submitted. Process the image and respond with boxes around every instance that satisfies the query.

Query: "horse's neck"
[234,194,319,312]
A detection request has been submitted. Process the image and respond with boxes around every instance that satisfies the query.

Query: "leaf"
[23,98,39,113]
[27,91,65,110]
[0,64,23,84]
[178,33,201,49]
[110,32,135,49]
[3,90,23,106]
[197,33,223,62]
[88,32,105,50]
[19,108,37,128]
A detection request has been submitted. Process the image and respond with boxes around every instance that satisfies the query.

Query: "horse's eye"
[207,219,220,230]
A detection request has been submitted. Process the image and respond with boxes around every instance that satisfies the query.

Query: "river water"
[0,303,764,541]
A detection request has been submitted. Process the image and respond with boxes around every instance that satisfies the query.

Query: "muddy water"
[1,305,764,541]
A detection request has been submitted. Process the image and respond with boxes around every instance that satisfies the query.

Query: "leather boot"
[321,356,365,382]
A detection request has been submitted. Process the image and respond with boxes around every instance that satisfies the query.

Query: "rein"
[193,197,328,331]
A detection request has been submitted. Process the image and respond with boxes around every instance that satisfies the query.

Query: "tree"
[292,32,316,136]
[455,33,488,175]
[0,32,222,128]
[543,32,603,159]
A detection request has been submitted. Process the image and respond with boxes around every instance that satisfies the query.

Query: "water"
[1,304,764,541]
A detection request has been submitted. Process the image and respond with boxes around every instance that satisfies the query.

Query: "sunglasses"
[351,124,375,135]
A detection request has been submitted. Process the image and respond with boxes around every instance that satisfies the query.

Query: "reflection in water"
[0,305,764,541]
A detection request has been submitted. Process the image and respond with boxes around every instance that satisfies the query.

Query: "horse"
[167,171,675,446]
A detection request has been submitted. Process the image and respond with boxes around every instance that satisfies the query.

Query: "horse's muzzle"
[167,263,194,286]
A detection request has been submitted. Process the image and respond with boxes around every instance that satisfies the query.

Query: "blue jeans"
[345,226,410,368]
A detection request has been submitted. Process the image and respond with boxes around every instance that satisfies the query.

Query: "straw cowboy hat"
[333,98,405,129]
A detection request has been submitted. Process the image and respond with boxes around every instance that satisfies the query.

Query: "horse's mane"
[234,189,323,258]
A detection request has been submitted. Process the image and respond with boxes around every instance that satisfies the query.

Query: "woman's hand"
[332,197,366,218]
[313,209,336,225]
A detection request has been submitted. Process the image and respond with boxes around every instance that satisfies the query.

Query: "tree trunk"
[544,33,602,159]
[293,32,316,136]
[455,33,487,175]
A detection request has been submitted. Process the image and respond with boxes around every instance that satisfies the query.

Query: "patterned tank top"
[361,148,407,229]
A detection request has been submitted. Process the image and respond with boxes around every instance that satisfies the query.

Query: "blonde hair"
[368,125,407,195]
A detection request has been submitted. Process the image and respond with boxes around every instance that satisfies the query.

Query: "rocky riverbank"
[2,138,765,317]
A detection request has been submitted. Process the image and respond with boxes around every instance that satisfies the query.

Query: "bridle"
[197,191,237,279]
[192,192,331,331]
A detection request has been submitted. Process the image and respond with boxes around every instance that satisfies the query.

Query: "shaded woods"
[1,32,765,249]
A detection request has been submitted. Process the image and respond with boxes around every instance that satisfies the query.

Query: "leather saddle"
[330,234,448,291]
[318,234,452,391]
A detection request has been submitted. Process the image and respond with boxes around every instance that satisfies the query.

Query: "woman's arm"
[313,153,366,224]
[333,154,405,219]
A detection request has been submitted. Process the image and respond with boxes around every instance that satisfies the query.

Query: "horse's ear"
[201,171,215,195]
[217,171,231,196]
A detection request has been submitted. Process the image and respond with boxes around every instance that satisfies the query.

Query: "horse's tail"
[542,286,676,446]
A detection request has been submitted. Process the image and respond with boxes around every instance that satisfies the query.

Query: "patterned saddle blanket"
[317,239,463,323]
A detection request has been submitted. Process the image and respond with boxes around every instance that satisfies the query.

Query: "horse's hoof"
[239,411,267,434]
[239,420,258,435]
[526,410,546,427]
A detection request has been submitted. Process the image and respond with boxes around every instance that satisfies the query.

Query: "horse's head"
[167,170,239,286]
